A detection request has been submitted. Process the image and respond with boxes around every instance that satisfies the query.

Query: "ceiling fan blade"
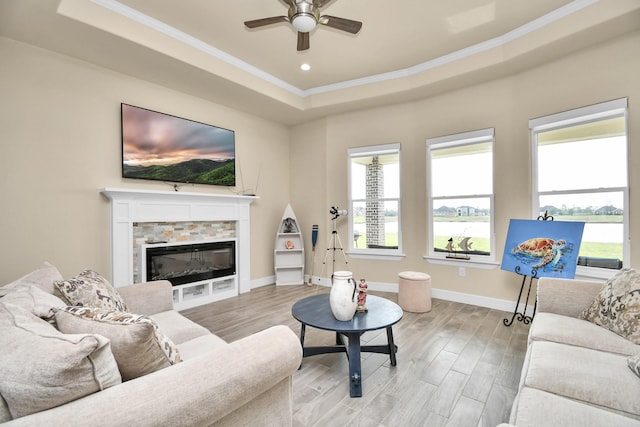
[297,32,310,51]
[244,16,288,29]
[314,0,334,7]
[319,15,362,34]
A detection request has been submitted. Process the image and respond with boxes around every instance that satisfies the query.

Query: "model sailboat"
[446,237,472,260]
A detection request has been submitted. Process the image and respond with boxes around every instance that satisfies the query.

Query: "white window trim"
[530,98,629,280]
[347,143,403,259]
[426,128,496,264]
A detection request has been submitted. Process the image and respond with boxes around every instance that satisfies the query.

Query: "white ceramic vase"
[329,271,358,321]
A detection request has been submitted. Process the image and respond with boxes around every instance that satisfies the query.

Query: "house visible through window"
[427,129,495,261]
[530,98,628,275]
[348,144,401,257]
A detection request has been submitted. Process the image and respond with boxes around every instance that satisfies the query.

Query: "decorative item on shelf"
[282,217,298,233]
[285,240,295,250]
[329,271,358,321]
[445,237,471,260]
[356,278,368,313]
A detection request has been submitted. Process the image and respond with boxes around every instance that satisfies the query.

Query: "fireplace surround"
[101,188,257,309]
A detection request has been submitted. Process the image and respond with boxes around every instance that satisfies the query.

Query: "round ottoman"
[398,271,432,313]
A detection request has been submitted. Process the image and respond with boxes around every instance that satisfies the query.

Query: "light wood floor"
[180,284,529,427]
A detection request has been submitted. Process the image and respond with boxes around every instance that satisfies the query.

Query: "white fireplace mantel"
[101,187,257,293]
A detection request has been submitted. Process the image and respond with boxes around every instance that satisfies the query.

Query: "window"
[348,144,401,258]
[427,129,495,262]
[531,98,628,277]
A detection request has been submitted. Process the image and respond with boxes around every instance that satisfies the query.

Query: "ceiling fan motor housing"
[288,1,320,32]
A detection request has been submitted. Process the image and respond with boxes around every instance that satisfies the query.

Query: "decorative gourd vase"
[329,271,358,321]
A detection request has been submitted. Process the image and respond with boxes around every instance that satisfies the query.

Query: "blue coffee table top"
[292,293,403,333]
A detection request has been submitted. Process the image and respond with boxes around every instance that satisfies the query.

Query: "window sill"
[575,265,620,281]
[346,251,406,261]
[423,256,499,270]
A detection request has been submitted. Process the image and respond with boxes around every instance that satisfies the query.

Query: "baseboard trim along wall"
[250,275,535,316]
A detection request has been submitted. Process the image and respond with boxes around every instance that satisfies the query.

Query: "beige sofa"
[0,264,302,426]
[504,275,640,426]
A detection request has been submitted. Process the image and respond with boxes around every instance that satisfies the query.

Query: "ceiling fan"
[244,0,363,51]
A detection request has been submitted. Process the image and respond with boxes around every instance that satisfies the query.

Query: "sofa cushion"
[0,285,66,323]
[0,395,10,424]
[580,268,640,345]
[511,387,640,427]
[54,269,128,312]
[0,262,66,300]
[629,353,640,378]
[176,334,227,360]
[149,310,213,344]
[55,306,181,381]
[524,341,640,417]
[0,302,121,419]
[530,312,640,356]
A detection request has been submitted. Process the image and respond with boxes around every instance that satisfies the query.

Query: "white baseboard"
[249,275,275,290]
[252,274,535,316]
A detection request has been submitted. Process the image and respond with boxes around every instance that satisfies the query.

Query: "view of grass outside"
[353,212,623,261]
[352,215,397,248]
[433,214,623,260]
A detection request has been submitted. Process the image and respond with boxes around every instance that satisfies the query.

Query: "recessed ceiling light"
[300,63,311,71]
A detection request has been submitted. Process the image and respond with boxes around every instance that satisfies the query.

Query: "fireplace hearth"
[142,241,236,286]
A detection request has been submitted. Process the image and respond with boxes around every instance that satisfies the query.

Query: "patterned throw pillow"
[54,270,128,312]
[629,353,640,378]
[580,268,640,345]
[54,306,181,381]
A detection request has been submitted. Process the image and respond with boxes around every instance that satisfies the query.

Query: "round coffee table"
[291,293,403,397]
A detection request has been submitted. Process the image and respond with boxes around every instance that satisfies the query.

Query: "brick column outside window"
[365,157,385,247]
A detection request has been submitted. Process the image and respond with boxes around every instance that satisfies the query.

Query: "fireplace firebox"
[142,241,236,286]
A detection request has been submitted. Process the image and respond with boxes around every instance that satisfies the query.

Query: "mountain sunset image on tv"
[121,103,235,186]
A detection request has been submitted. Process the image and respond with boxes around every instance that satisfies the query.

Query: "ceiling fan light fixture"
[291,13,317,32]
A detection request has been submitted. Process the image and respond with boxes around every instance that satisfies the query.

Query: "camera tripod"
[322,216,348,278]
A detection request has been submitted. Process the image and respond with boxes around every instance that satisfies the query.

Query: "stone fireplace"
[101,188,256,308]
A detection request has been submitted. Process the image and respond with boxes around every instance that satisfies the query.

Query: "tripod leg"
[321,231,336,278]
[333,233,349,265]
[321,220,348,278]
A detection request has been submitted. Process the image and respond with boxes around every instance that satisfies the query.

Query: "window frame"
[347,143,403,260]
[426,128,496,264]
[530,98,629,279]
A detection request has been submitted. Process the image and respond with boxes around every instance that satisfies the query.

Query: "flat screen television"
[121,103,235,186]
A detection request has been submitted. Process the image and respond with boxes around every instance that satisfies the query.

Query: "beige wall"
[291,30,640,303]
[2,29,639,306]
[0,37,290,284]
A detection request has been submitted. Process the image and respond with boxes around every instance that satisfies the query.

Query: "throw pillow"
[580,268,640,345]
[54,270,128,312]
[0,285,66,323]
[0,262,66,300]
[629,353,640,378]
[55,306,181,381]
[0,302,121,419]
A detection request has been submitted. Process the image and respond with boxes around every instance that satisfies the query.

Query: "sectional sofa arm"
[537,277,603,318]
[116,280,174,315]
[4,325,302,427]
